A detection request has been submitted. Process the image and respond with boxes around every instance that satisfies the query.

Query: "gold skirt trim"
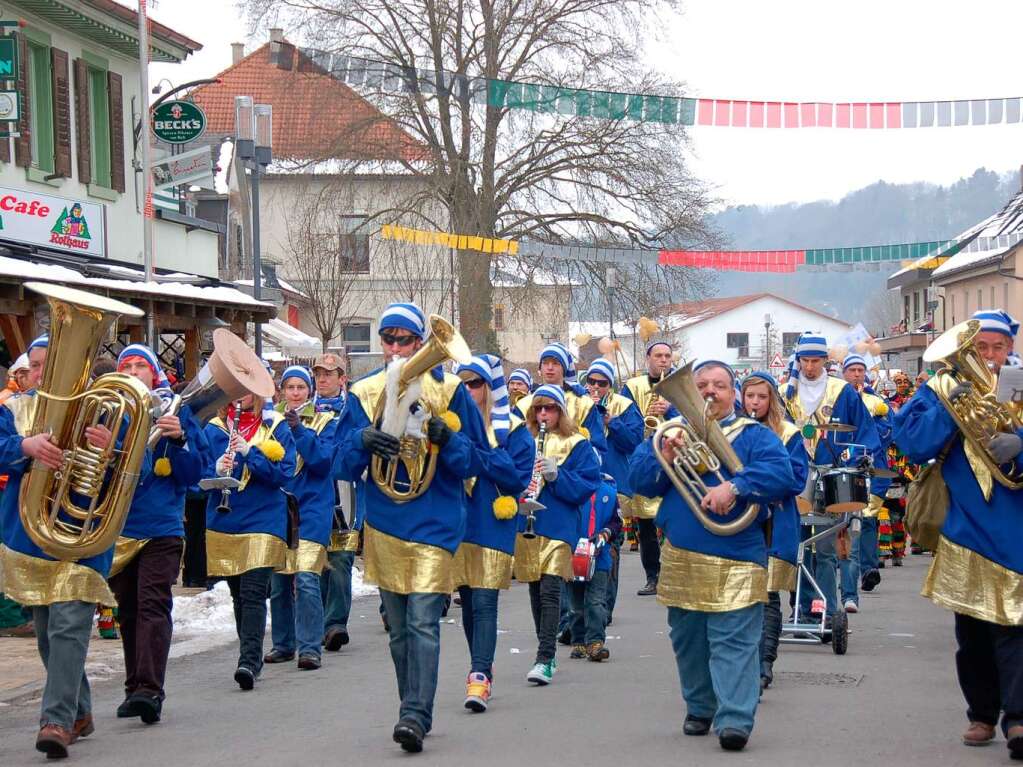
[657,541,768,612]
[362,524,453,595]
[512,534,571,583]
[767,557,797,593]
[205,531,287,578]
[328,530,360,553]
[629,494,660,520]
[279,539,328,575]
[0,545,117,607]
[922,536,1023,626]
[108,537,150,579]
[452,542,513,590]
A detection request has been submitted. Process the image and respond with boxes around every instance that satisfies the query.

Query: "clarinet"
[217,401,242,514]
[521,422,548,539]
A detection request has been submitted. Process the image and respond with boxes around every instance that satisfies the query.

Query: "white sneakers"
[843,600,858,614]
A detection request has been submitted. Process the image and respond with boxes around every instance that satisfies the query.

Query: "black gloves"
[949,381,972,402]
[284,408,300,430]
[427,416,453,448]
[362,427,400,459]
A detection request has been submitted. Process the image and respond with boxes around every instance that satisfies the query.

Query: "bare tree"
[865,287,904,337]
[244,0,717,349]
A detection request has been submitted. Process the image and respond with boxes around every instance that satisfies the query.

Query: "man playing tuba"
[333,302,488,755]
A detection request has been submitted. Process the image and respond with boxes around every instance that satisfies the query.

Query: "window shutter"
[50,47,71,178]
[73,57,89,181]
[13,33,30,168]
[107,71,124,193]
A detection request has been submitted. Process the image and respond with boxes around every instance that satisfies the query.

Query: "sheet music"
[995,366,1023,404]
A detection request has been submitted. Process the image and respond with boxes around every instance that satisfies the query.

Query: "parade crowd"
[0,299,1020,763]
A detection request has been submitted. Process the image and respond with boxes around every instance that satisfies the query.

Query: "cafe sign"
[151,100,207,144]
[0,186,106,257]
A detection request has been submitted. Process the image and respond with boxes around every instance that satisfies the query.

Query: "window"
[27,41,54,173]
[726,332,749,358]
[342,322,370,353]
[87,66,110,187]
[903,295,911,324]
[493,304,505,331]
[337,216,370,273]
[912,291,920,323]
[781,332,801,356]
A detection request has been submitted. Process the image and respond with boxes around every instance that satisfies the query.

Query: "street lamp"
[763,312,772,367]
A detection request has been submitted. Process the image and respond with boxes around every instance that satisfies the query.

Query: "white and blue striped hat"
[379,302,427,340]
[539,342,574,378]
[455,354,511,445]
[509,368,533,389]
[973,309,1019,339]
[1007,351,1022,368]
[117,343,170,388]
[532,383,567,412]
[842,354,867,371]
[281,365,313,391]
[586,358,616,385]
[28,334,49,352]
[795,332,828,359]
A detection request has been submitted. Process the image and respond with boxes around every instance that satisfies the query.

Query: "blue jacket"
[768,426,809,567]
[284,408,340,547]
[464,422,534,555]
[578,479,622,572]
[599,395,644,496]
[528,436,601,547]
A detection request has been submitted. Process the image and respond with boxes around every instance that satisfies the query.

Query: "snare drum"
[821,468,869,514]
[571,538,598,582]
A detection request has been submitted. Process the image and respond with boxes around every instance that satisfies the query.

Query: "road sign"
[0,38,16,79]
[769,352,784,368]
[151,100,207,144]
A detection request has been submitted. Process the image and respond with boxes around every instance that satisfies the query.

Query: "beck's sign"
[0,187,106,256]
[151,100,207,144]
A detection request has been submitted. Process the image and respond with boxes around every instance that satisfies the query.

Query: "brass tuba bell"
[370,315,471,502]
[19,282,157,561]
[651,361,761,536]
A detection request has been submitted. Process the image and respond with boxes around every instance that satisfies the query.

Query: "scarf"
[797,372,828,419]
[227,403,261,441]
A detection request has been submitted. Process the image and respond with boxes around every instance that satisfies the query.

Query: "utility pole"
[137,0,155,347]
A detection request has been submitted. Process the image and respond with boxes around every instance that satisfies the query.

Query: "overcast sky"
[146,0,1023,209]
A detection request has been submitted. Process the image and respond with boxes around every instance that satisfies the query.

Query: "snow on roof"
[492,258,580,288]
[0,255,273,309]
[234,277,308,299]
[263,318,320,353]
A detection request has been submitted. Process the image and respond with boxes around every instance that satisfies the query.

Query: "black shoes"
[861,569,881,592]
[323,627,349,652]
[393,719,425,753]
[234,667,256,691]
[719,728,749,751]
[683,715,711,736]
[116,693,161,723]
[116,697,134,718]
[557,627,572,646]
[637,579,658,596]
[263,649,294,664]
[298,655,321,670]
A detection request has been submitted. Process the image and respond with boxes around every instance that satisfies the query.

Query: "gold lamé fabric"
[452,542,514,590]
[279,539,328,575]
[362,524,453,594]
[276,404,334,475]
[602,392,634,419]
[657,541,767,612]
[515,390,593,432]
[779,376,847,458]
[108,537,151,578]
[328,530,360,553]
[767,556,797,593]
[4,393,38,437]
[629,494,660,520]
[922,535,1023,626]
[205,531,287,577]
[512,533,571,583]
[0,545,117,607]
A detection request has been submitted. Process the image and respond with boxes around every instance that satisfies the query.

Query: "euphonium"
[370,315,471,502]
[643,369,667,436]
[651,361,760,536]
[923,319,1023,490]
[19,282,157,561]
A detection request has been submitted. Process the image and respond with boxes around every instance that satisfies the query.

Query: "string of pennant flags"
[303,47,1023,129]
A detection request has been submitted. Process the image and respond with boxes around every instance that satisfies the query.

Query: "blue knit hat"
[531,383,567,412]
[509,368,533,389]
[973,309,1019,339]
[742,370,779,389]
[586,359,616,385]
[645,340,672,356]
[539,342,574,379]
[842,354,867,371]
[281,365,313,391]
[795,332,828,359]
[693,359,735,383]
[28,334,48,352]
[379,302,427,340]
[117,343,170,388]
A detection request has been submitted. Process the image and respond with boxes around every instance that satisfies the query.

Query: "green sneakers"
[526,659,557,685]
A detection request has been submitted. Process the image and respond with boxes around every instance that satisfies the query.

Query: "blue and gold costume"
[621,372,679,520]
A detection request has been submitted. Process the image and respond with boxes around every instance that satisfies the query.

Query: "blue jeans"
[558,580,572,636]
[799,523,839,617]
[839,541,860,607]
[858,516,879,573]
[321,550,354,632]
[570,570,610,645]
[605,543,621,620]
[270,571,324,659]
[667,603,764,736]
[33,601,94,729]
[457,586,498,680]
[379,590,446,733]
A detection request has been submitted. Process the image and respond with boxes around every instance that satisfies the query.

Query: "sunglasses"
[380,333,417,347]
[464,378,487,389]
[534,403,560,413]
[586,377,611,388]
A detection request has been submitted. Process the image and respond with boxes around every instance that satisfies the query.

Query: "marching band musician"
[621,340,678,596]
[740,371,808,691]
[515,384,601,687]
[893,309,1023,758]
[107,344,210,725]
[629,360,793,752]
[452,354,534,713]
[204,393,296,692]
[508,368,533,401]
[779,333,887,624]
[840,354,892,606]
[332,302,487,754]
[0,335,148,757]
[265,366,338,671]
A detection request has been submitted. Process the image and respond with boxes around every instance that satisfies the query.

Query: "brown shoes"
[35,724,72,759]
[71,713,94,742]
[962,721,996,747]
[586,641,610,662]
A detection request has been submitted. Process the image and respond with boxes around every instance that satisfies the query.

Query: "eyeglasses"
[534,404,560,413]
[380,332,416,347]
[464,378,487,389]
[586,377,611,388]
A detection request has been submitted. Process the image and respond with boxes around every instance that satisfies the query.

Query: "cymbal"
[800,422,855,438]
[868,467,898,479]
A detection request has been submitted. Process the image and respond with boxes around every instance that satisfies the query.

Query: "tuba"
[19,282,157,561]
[370,315,471,502]
[651,361,761,536]
[923,319,1023,490]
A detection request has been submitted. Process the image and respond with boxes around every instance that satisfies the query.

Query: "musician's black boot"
[116,697,137,718]
[719,728,749,751]
[683,715,711,736]
[127,693,161,724]
[234,666,256,691]
[861,568,881,592]
[393,719,424,753]
[637,578,658,596]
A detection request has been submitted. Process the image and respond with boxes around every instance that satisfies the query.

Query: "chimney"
[231,42,245,65]
[269,28,284,43]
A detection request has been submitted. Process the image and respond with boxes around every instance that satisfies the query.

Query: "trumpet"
[518,422,548,539]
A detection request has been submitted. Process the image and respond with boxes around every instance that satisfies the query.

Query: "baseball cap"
[312,353,344,373]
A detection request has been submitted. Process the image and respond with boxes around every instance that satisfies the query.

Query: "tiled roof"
[189,42,425,163]
[658,292,848,326]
